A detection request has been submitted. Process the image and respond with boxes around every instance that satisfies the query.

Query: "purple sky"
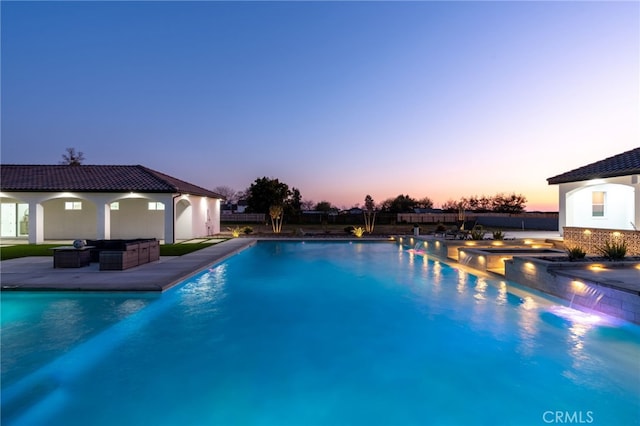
[2,1,638,211]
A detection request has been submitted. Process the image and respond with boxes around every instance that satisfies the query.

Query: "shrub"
[435,223,446,232]
[470,225,485,240]
[596,240,627,261]
[352,227,365,238]
[565,245,586,261]
[492,230,505,240]
[344,226,355,235]
[227,226,242,238]
[243,226,253,235]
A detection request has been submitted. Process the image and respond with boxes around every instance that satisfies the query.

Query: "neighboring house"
[0,165,223,244]
[346,207,363,215]
[236,200,248,214]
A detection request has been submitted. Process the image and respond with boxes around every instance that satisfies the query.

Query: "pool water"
[2,241,639,425]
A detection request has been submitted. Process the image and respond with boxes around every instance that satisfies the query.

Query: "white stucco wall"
[174,195,221,239]
[110,198,166,239]
[557,175,639,232]
[43,198,98,239]
[0,191,222,243]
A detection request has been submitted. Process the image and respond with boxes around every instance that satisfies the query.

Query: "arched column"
[164,195,178,244]
[28,201,44,244]
[82,194,116,240]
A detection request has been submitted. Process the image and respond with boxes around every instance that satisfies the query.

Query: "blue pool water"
[2,241,639,425]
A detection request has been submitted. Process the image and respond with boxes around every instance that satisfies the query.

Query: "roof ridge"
[0,164,223,198]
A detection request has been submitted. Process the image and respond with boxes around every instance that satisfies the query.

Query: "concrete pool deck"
[0,238,257,291]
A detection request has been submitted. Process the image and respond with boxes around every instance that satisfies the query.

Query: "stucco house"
[0,164,223,244]
[547,147,640,254]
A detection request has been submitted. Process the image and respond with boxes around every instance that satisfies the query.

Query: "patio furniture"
[99,247,140,271]
[52,246,95,268]
[85,238,160,271]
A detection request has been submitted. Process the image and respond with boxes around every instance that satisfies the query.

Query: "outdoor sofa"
[85,238,160,270]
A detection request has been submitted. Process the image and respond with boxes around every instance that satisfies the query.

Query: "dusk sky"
[2,1,638,212]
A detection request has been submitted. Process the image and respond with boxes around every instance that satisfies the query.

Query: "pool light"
[571,279,586,292]
[548,306,604,326]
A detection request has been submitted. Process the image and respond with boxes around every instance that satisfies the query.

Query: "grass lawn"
[0,244,62,260]
[0,242,225,261]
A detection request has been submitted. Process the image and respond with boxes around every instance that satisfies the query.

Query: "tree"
[60,147,85,165]
[463,195,492,213]
[416,196,434,210]
[235,190,247,202]
[363,195,377,234]
[269,205,284,233]
[364,195,376,211]
[492,192,527,213]
[453,193,527,213]
[245,177,291,214]
[301,199,315,211]
[314,201,333,212]
[381,194,417,213]
[441,199,461,212]
[213,186,238,203]
[284,187,303,222]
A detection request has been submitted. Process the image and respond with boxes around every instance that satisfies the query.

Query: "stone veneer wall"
[505,257,640,324]
[563,227,640,256]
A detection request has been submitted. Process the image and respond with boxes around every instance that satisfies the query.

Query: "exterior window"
[64,201,82,210]
[110,202,119,210]
[148,202,165,211]
[592,191,605,217]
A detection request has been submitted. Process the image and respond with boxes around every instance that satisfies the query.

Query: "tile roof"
[0,164,223,198]
[547,147,640,185]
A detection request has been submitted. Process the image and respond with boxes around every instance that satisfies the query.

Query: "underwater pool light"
[548,306,604,326]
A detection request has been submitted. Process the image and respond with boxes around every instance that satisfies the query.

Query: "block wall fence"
[563,227,640,256]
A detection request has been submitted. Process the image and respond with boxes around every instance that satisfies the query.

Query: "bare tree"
[301,199,315,210]
[60,148,85,165]
[213,186,238,203]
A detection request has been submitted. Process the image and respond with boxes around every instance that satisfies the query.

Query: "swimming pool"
[2,241,639,425]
